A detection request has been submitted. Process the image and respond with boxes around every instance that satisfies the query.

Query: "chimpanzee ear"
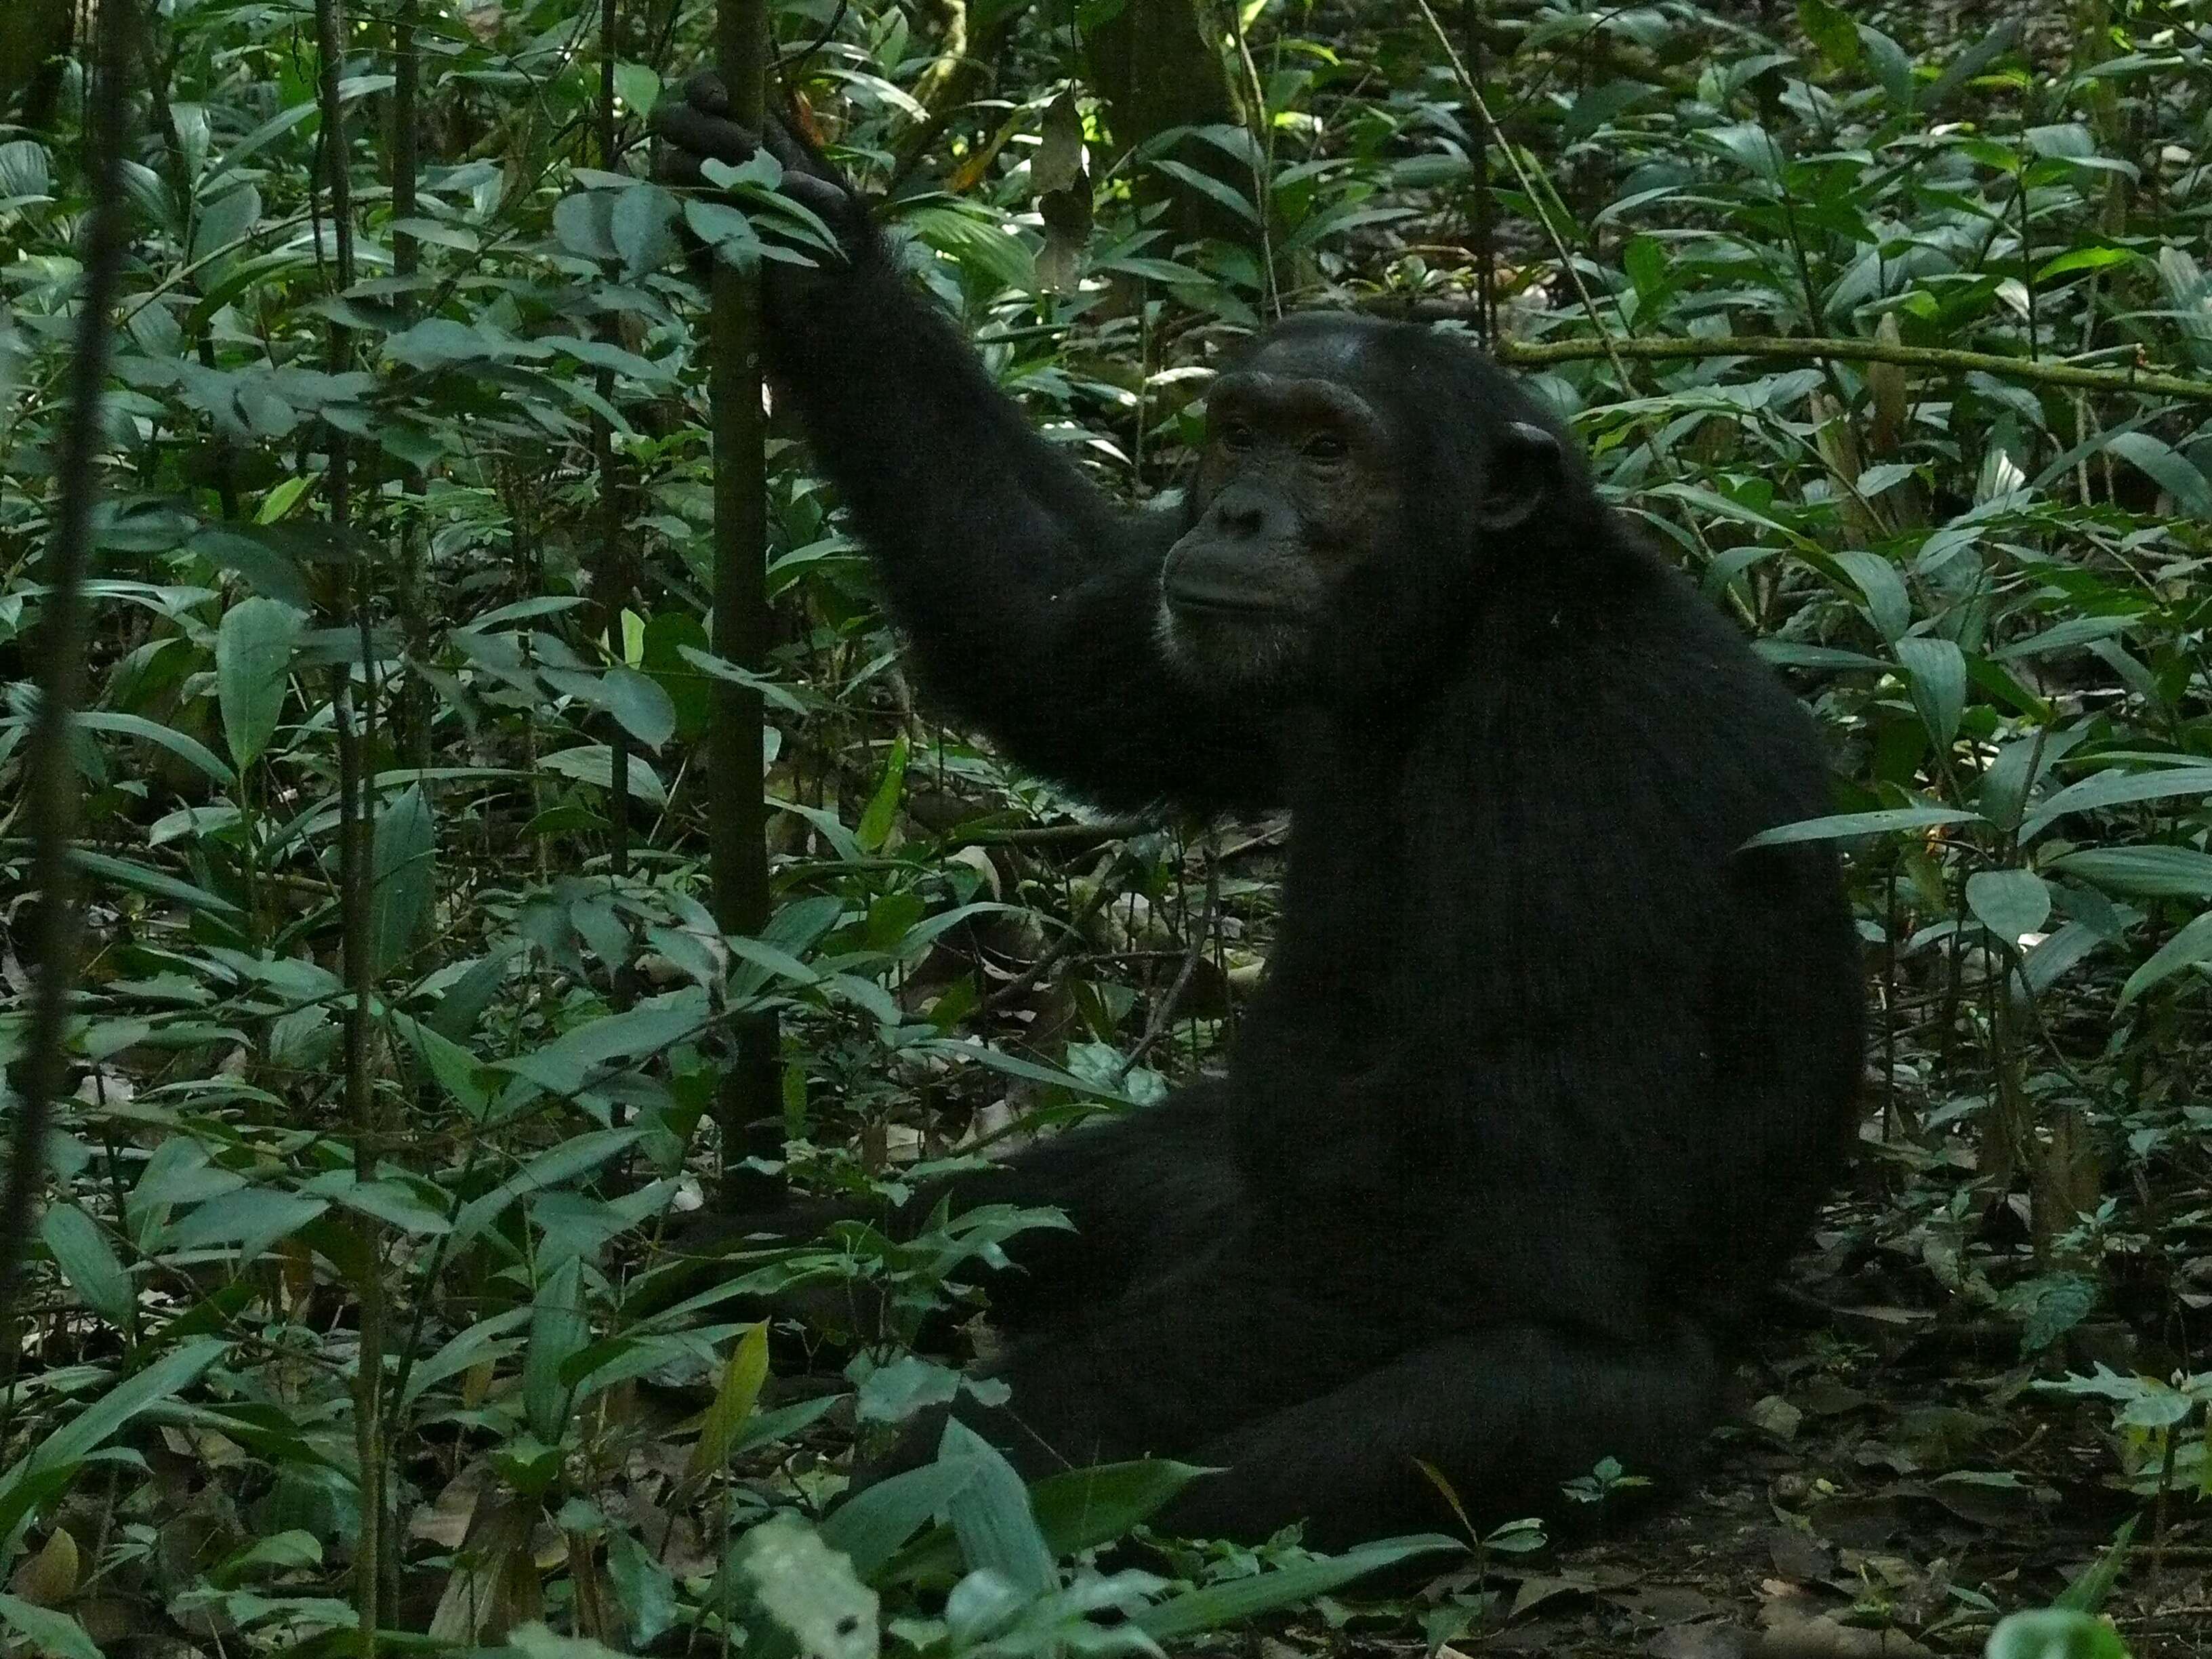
[1473,419,1563,531]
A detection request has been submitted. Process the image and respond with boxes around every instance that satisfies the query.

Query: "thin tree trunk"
[313,3,386,1645]
[597,0,631,880]
[709,0,781,1195]
[0,0,134,1351]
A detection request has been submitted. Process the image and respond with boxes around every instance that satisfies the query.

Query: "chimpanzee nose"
[1208,484,1275,538]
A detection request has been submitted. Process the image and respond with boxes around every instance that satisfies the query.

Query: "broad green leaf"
[1966,869,2051,943]
[1798,0,1860,66]
[1855,24,1915,106]
[68,848,243,920]
[298,1170,452,1235]
[1134,1534,1462,1637]
[857,734,910,853]
[0,1595,101,1659]
[724,1514,878,1659]
[937,1420,1057,1597]
[613,60,661,116]
[163,1189,329,1258]
[401,1309,530,1409]
[525,1256,588,1443]
[71,712,235,788]
[1985,1607,2131,1659]
[370,787,435,977]
[540,743,669,806]
[1744,807,1984,848]
[2020,765,2212,841]
[1896,636,1967,749]
[2102,431,2212,518]
[892,1461,1208,1585]
[216,597,305,766]
[447,1128,644,1252]
[820,1458,988,1579]
[599,666,676,750]
[2056,1518,2137,1614]
[0,1339,226,1525]
[40,1206,133,1330]
[2049,846,2212,900]
[607,1530,678,1647]
[1833,550,1910,643]
[2116,909,2212,1008]
[496,989,712,1094]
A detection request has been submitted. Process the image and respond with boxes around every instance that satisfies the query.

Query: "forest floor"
[1234,1197,2212,1659]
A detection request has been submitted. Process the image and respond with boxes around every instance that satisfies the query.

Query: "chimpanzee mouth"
[1164,583,1290,617]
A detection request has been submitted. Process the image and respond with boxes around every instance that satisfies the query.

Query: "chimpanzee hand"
[650,71,874,273]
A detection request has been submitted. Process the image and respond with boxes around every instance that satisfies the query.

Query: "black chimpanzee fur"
[655,82,1865,1549]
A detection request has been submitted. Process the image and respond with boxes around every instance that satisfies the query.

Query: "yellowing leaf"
[684,1322,769,1481]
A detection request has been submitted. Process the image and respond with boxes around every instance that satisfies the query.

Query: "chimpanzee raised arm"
[655,75,1280,815]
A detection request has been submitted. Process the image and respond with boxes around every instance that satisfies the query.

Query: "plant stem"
[1368,317,2212,404]
[710,0,781,1193]
[0,0,133,1352]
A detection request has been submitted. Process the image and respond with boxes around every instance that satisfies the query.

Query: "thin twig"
[1410,0,1633,388]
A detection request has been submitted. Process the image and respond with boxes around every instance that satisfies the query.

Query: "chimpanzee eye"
[1304,433,1350,462]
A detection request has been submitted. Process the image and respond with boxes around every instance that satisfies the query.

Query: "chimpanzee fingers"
[651,98,762,170]
[679,68,731,116]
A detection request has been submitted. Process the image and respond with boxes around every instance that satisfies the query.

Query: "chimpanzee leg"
[907,1267,1717,1550]
[1158,1322,1721,1549]
[661,1082,1244,1332]
[958,1080,1244,1330]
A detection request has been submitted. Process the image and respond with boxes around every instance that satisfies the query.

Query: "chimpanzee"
[654,76,1864,1549]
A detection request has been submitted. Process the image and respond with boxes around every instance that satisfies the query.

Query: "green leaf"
[447,1129,644,1252]
[370,787,435,978]
[2049,847,2212,900]
[611,183,681,276]
[724,1514,878,1659]
[525,1256,588,1443]
[1134,1534,1462,1638]
[1854,25,1915,104]
[1744,807,1984,848]
[2102,431,2212,518]
[1896,636,1966,749]
[1966,869,2051,943]
[1985,1607,2132,1659]
[2020,765,2212,841]
[216,597,306,766]
[68,848,243,920]
[599,666,676,751]
[2056,1519,2138,1615]
[857,734,909,853]
[820,1458,989,1580]
[613,60,661,116]
[497,990,712,1095]
[298,1171,452,1235]
[40,1206,133,1330]
[607,1530,678,1647]
[71,712,235,788]
[903,203,1040,292]
[1798,0,1860,67]
[1833,550,1910,643]
[2116,909,2212,1008]
[0,1596,102,1659]
[540,743,669,806]
[0,1339,226,1533]
[937,1419,1057,1597]
[163,1189,329,1258]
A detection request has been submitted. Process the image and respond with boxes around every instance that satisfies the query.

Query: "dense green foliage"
[0,1,2207,1654]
